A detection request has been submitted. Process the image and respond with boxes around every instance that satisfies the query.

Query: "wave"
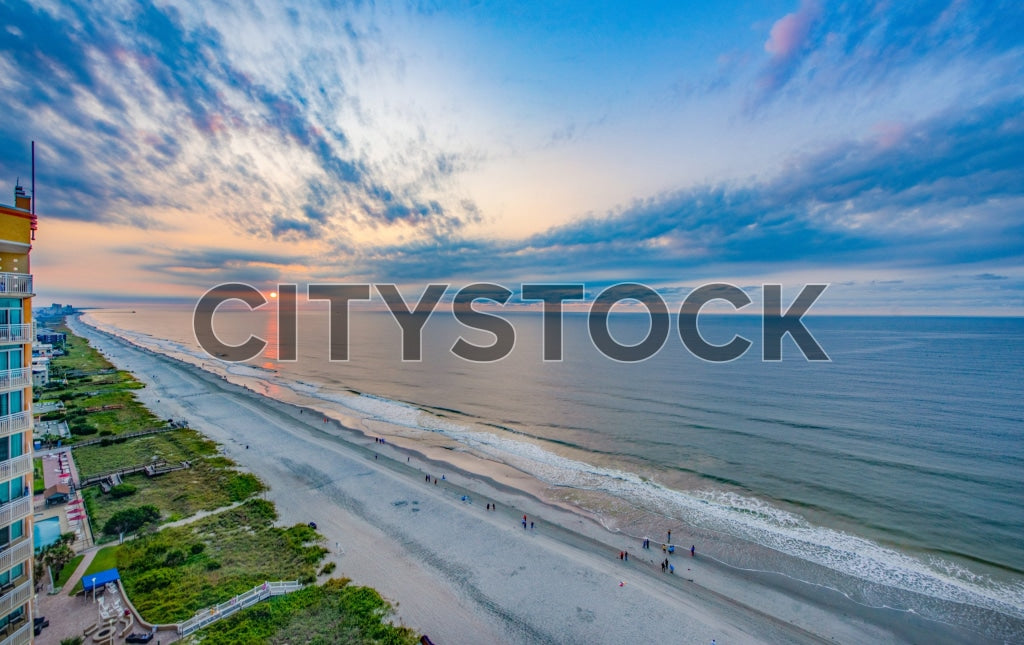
[76,313,1024,628]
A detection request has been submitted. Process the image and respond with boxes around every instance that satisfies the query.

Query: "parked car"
[125,633,154,643]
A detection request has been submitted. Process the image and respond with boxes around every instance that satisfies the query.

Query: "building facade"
[0,183,37,644]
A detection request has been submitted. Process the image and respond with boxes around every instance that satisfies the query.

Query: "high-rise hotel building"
[0,182,36,644]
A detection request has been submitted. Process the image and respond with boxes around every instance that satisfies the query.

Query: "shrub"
[109,483,137,499]
[102,505,161,535]
[190,543,206,555]
[224,473,264,501]
[319,561,337,575]
[70,423,98,436]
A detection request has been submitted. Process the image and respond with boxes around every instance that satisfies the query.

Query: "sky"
[1,0,1023,314]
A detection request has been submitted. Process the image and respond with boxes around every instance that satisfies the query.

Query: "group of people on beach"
[628,530,697,574]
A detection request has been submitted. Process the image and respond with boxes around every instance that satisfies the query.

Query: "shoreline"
[67,315,996,644]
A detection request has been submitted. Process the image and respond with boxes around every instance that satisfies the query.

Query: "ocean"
[83,306,1024,640]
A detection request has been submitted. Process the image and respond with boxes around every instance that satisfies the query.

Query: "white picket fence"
[177,580,304,636]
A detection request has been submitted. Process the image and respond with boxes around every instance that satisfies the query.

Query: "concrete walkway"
[35,547,179,645]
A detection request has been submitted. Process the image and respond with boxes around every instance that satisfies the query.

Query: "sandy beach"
[65,315,984,645]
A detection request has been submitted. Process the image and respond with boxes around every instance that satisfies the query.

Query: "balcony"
[0,325,31,345]
[0,368,29,394]
[0,455,30,483]
[0,412,30,439]
[0,620,30,645]
[0,579,30,617]
[0,274,31,298]
[0,497,30,528]
[0,538,30,577]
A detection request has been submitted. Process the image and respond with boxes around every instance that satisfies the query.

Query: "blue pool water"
[34,517,62,551]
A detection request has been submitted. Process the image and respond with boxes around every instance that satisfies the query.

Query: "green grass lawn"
[33,458,45,494]
[73,429,220,477]
[195,578,420,645]
[83,466,263,539]
[54,554,85,589]
[118,499,328,623]
[36,325,165,441]
[45,325,410,643]
[55,331,115,373]
[70,545,121,594]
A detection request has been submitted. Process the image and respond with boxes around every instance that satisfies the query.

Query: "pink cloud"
[871,121,908,149]
[765,0,821,61]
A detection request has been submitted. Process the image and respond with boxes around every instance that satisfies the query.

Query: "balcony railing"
[0,412,30,439]
[0,497,31,528]
[0,274,31,298]
[0,620,31,645]
[0,369,29,393]
[0,579,31,617]
[0,455,31,483]
[0,539,30,577]
[0,325,32,345]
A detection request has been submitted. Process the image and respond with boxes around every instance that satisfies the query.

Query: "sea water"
[83,307,1024,639]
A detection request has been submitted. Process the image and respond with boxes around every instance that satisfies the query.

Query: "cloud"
[128,246,308,287]
[749,0,1024,108]
[339,96,1024,284]
[0,0,473,242]
[764,1,819,60]
[972,273,1008,281]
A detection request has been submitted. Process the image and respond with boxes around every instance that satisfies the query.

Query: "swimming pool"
[34,517,62,551]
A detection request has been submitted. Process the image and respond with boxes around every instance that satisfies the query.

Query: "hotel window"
[0,300,22,326]
[0,562,24,586]
[0,349,23,370]
[0,432,23,461]
[0,391,23,416]
[0,477,22,504]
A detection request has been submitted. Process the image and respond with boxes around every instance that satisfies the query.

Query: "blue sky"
[2,0,1023,313]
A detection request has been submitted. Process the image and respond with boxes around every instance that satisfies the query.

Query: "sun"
[269,291,278,299]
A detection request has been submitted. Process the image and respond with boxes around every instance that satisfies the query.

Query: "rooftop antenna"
[31,141,35,215]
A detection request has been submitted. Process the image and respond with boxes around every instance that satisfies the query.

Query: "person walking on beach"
[667,529,671,542]
[530,521,534,530]
[624,550,628,561]
[691,545,695,557]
